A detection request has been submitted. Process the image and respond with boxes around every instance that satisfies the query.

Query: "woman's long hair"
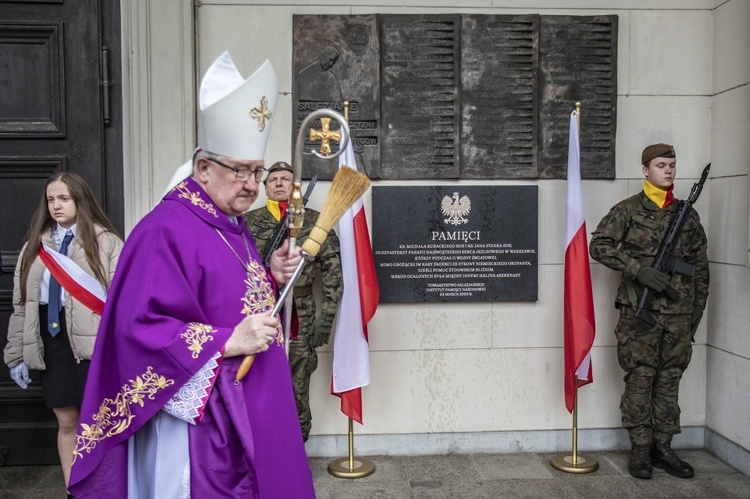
[18,172,122,303]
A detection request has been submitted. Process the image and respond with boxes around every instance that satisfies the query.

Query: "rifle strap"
[293,285,313,297]
[624,277,638,305]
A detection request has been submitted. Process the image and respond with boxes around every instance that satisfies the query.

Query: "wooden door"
[0,0,122,465]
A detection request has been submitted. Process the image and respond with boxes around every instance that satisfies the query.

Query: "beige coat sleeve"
[5,243,29,368]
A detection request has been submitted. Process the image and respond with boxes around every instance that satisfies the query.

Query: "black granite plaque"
[460,15,539,179]
[292,15,380,180]
[538,15,618,179]
[372,186,538,303]
[379,15,461,179]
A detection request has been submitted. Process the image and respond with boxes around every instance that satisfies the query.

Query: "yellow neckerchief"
[266,199,288,222]
[643,179,675,208]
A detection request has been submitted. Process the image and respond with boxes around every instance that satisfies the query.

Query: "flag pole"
[550,390,598,473]
[328,417,376,478]
[551,102,598,474]
[328,100,376,479]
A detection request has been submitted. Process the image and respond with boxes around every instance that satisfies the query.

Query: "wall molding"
[120,0,195,232]
[705,427,750,476]
[305,426,705,458]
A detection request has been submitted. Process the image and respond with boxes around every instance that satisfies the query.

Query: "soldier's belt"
[294,285,313,297]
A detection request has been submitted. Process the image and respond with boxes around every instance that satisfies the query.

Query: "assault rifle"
[260,175,318,267]
[635,163,710,325]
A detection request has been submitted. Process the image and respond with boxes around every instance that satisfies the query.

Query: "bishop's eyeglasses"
[207,157,266,182]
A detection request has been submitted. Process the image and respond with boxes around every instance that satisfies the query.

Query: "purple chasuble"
[69,177,314,498]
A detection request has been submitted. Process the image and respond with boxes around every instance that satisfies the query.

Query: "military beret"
[264,161,293,182]
[641,143,676,165]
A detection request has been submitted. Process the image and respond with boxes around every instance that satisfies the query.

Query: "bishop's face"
[196,155,264,217]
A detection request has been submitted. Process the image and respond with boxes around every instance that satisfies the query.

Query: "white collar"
[55,223,77,240]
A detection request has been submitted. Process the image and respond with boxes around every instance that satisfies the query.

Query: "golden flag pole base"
[551,389,598,474]
[328,418,376,479]
[550,452,599,474]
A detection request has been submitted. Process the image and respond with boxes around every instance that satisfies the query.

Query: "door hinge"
[100,46,111,126]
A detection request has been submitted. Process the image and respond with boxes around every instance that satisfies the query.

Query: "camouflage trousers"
[614,307,693,446]
[289,324,319,442]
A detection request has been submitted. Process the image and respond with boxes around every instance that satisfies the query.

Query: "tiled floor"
[1,449,749,498]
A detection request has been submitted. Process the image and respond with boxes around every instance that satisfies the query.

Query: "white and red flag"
[563,110,596,413]
[38,244,107,315]
[331,139,379,424]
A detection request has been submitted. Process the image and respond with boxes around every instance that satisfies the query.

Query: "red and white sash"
[38,244,106,315]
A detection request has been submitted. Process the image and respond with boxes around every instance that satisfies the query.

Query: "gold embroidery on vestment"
[241,260,283,345]
[174,181,219,218]
[182,322,217,359]
[73,366,174,462]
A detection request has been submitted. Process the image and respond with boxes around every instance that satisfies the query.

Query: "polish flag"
[564,110,596,413]
[331,139,379,424]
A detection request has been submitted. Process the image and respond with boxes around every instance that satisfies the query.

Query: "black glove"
[690,308,704,338]
[636,266,670,292]
[308,314,334,348]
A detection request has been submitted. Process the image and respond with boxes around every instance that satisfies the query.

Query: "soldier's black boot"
[651,440,695,478]
[628,443,653,479]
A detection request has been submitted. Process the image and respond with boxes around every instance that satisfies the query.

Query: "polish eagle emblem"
[441,192,471,226]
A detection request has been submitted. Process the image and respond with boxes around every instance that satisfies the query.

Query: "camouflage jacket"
[245,206,343,321]
[589,191,709,314]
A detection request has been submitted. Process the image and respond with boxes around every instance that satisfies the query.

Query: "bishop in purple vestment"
[69,172,314,498]
[69,54,316,498]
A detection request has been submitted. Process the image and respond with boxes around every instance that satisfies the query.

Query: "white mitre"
[162,51,279,197]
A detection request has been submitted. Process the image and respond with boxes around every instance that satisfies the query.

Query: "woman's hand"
[9,362,30,389]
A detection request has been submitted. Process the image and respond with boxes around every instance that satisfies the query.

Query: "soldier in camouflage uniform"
[245,162,343,441]
[590,144,709,480]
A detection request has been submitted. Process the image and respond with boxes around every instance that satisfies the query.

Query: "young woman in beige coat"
[4,172,122,495]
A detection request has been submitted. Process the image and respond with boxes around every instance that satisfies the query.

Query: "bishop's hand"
[224,312,278,357]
